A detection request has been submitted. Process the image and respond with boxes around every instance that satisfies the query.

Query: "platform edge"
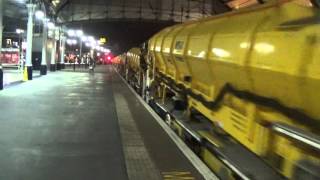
[114,68,219,180]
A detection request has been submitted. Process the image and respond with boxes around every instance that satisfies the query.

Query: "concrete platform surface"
[0,65,204,180]
[3,69,41,87]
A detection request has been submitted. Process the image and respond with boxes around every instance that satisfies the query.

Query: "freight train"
[114,0,320,179]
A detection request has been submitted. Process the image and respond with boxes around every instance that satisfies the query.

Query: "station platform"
[0,65,213,180]
[2,68,40,87]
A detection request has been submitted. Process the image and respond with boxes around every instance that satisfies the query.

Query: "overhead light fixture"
[76,30,83,37]
[66,39,72,45]
[16,29,25,34]
[67,29,75,37]
[103,48,111,53]
[47,22,55,29]
[35,10,45,20]
[15,0,26,4]
[90,42,96,48]
[88,36,95,42]
[72,39,77,45]
[81,36,88,42]
[52,0,61,6]
[67,39,77,45]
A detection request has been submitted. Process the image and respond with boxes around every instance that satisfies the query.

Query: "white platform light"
[67,29,75,37]
[66,39,72,45]
[81,36,88,42]
[67,39,77,45]
[103,48,111,53]
[76,30,83,37]
[72,39,77,45]
[88,36,95,42]
[16,29,25,34]
[47,22,55,29]
[35,10,45,20]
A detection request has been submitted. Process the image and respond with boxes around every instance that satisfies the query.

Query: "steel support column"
[0,0,3,90]
[25,3,36,81]
[57,28,62,70]
[50,33,57,72]
[60,32,66,69]
[40,17,48,75]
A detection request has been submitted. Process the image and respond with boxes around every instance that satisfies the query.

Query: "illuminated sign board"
[99,37,107,45]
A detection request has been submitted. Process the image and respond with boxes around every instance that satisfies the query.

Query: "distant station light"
[15,0,25,4]
[76,30,84,37]
[35,10,45,20]
[103,48,111,53]
[81,36,88,42]
[66,39,72,45]
[16,29,25,34]
[22,41,27,50]
[67,39,77,45]
[88,36,95,42]
[90,42,96,47]
[67,29,76,37]
[47,22,55,29]
[52,0,61,6]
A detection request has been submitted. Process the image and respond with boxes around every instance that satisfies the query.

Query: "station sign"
[99,37,108,45]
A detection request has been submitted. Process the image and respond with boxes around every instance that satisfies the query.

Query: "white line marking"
[114,69,219,180]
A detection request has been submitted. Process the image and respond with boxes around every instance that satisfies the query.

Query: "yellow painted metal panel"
[153,1,320,121]
[148,2,320,178]
[127,48,141,72]
[161,26,180,80]
[153,27,172,74]
[171,23,199,88]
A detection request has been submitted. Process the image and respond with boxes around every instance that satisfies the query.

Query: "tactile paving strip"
[114,93,162,180]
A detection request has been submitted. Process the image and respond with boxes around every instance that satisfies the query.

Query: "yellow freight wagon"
[127,48,141,73]
[148,0,320,179]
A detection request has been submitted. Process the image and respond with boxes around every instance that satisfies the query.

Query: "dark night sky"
[68,20,176,55]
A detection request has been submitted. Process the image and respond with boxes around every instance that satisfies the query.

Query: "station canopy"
[3,0,264,26]
[50,0,233,23]
[3,0,29,30]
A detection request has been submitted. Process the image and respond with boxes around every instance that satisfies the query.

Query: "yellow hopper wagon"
[117,0,320,179]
